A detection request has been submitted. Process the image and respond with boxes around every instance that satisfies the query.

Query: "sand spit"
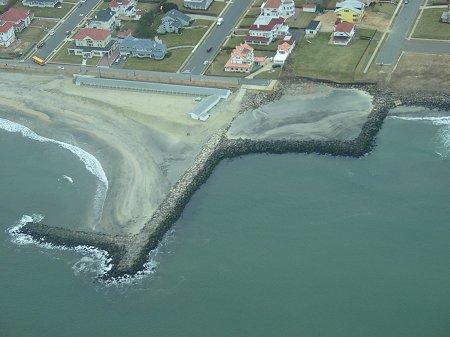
[0,73,243,235]
[8,77,450,280]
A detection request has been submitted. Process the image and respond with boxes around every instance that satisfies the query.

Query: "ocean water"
[1,113,449,337]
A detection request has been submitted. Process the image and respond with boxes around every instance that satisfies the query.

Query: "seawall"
[18,86,450,280]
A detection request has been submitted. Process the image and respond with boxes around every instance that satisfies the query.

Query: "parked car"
[37,41,45,48]
[49,30,55,36]
[206,47,213,53]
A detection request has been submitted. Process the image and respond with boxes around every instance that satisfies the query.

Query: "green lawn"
[158,20,209,48]
[14,2,74,18]
[49,40,99,65]
[369,3,396,17]
[123,47,193,72]
[254,67,282,79]
[286,12,317,28]
[412,8,450,40]
[291,32,374,82]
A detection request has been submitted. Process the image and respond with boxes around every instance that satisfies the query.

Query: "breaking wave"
[390,116,450,156]
[0,117,108,226]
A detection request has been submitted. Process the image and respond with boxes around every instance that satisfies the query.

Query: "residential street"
[34,0,101,60]
[376,0,425,65]
[181,0,254,75]
[403,39,450,54]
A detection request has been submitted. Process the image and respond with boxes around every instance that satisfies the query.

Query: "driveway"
[376,0,425,65]
[181,0,254,75]
[34,0,102,61]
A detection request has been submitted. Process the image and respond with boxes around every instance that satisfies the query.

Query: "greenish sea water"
[1,114,449,337]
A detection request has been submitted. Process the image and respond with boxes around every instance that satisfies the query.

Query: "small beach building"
[305,20,321,37]
[332,21,355,45]
[0,20,16,47]
[0,8,34,32]
[335,0,365,23]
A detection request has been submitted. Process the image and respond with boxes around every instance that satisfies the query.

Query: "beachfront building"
[68,28,117,58]
[245,16,289,45]
[335,0,365,23]
[0,8,34,32]
[119,36,167,59]
[87,9,118,30]
[22,0,59,7]
[183,0,214,10]
[224,43,266,73]
[332,21,355,45]
[273,35,295,66]
[0,20,16,47]
[109,0,138,19]
[157,9,192,34]
[260,0,295,19]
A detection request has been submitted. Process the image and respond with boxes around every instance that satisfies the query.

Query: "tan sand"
[0,72,244,235]
[228,83,373,141]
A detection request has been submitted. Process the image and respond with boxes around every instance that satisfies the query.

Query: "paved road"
[376,0,425,65]
[403,39,450,54]
[34,0,101,60]
[181,0,254,75]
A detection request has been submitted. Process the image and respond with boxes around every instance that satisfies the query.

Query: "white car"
[217,17,223,26]
[79,13,84,16]
[49,30,55,36]
[203,60,209,65]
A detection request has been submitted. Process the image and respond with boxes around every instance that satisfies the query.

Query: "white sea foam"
[7,216,176,286]
[390,116,450,157]
[0,117,108,226]
[62,175,74,184]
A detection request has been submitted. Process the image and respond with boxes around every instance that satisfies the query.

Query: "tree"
[135,11,156,38]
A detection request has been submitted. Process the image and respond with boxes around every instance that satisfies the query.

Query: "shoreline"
[15,81,450,280]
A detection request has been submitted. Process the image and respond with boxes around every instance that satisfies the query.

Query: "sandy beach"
[0,72,243,235]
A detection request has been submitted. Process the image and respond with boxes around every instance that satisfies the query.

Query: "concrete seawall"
[19,87,450,280]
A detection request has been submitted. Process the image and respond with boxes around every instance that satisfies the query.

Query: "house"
[22,0,59,7]
[302,2,317,13]
[87,9,118,30]
[183,0,214,10]
[109,0,137,18]
[0,20,16,47]
[305,20,321,36]
[224,43,266,73]
[260,0,295,19]
[441,10,449,23]
[157,9,192,34]
[119,36,166,59]
[335,0,365,22]
[332,21,355,45]
[273,35,295,65]
[68,28,117,58]
[0,8,34,32]
[245,16,290,45]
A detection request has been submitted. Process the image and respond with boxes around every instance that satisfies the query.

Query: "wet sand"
[228,84,373,141]
[0,72,243,235]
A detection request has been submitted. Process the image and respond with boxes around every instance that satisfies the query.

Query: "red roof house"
[0,8,34,32]
[0,20,16,47]
[332,21,355,45]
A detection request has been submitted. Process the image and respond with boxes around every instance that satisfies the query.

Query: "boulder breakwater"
[17,85,450,281]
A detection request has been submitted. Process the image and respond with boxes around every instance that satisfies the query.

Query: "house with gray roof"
[183,0,214,10]
[157,9,192,34]
[119,36,167,59]
[22,0,59,7]
[88,9,118,30]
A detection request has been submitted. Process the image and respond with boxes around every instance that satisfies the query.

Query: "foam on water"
[7,215,174,286]
[390,116,450,156]
[0,117,108,226]
[62,175,74,184]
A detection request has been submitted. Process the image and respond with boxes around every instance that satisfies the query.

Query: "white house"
[305,20,321,37]
[260,0,295,19]
[109,0,137,18]
[68,28,117,58]
[332,21,355,45]
[0,20,16,47]
[245,16,289,45]
[273,35,295,65]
